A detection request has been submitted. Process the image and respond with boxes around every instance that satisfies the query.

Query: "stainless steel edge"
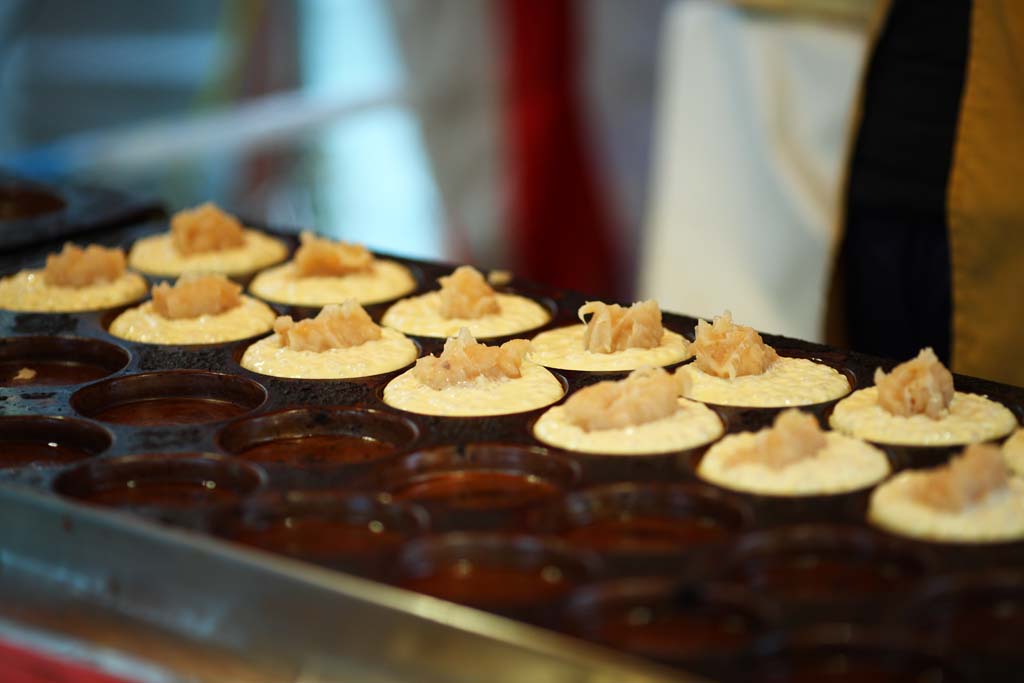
[0,483,704,683]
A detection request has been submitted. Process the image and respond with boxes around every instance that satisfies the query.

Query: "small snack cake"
[381,265,549,338]
[383,327,563,416]
[677,312,849,407]
[108,273,276,345]
[869,443,1024,543]
[0,242,147,312]
[533,366,723,455]
[529,300,690,371]
[129,202,288,278]
[697,409,890,496]
[241,299,418,379]
[830,348,1017,446]
[249,231,416,307]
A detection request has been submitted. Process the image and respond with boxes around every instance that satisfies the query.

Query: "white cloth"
[640,0,870,341]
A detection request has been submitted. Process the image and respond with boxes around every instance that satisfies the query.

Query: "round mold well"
[218,407,419,488]
[71,370,267,426]
[721,524,935,623]
[249,259,428,318]
[215,491,430,575]
[899,570,1024,657]
[680,436,896,525]
[377,369,569,420]
[529,403,729,484]
[686,348,859,428]
[560,576,767,665]
[0,336,130,387]
[0,415,111,468]
[390,532,601,622]
[729,623,966,683]
[54,452,266,528]
[228,334,422,383]
[0,183,66,221]
[371,443,580,531]
[381,286,558,342]
[529,482,752,555]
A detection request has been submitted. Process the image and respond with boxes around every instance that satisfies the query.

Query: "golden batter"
[679,358,850,407]
[829,387,1017,447]
[0,243,147,312]
[869,444,1024,543]
[128,204,288,278]
[529,325,690,372]
[534,398,722,455]
[699,430,890,496]
[1004,429,1024,476]
[109,275,275,345]
[241,301,418,379]
[383,328,562,416]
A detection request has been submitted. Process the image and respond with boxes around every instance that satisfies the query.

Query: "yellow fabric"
[946,0,1024,386]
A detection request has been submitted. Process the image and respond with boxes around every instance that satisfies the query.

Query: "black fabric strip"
[839,0,971,364]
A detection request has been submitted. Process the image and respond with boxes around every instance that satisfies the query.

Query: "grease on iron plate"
[528,300,690,372]
[383,327,563,416]
[697,409,890,496]
[249,231,416,306]
[870,443,1024,543]
[381,265,550,338]
[241,299,418,379]
[129,202,288,278]
[0,242,147,312]
[109,274,276,344]
[533,366,722,455]
[677,312,849,407]
[830,348,1017,446]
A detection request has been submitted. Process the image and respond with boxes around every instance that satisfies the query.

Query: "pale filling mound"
[1004,429,1024,477]
[719,409,826,470]
[678,357,850,407]
[249,260,416,307]
[273,300,381,351]
[829,387,1017,446]
[170,202,246,255]
[699,410,889,496]
[292,231,374,276]
[691,311,778,379]
[109,276,276,345]
[128,229,287,277]
[381,292,550,339]
[438,265,500,318]
[874,347,954,419]
[413,328,530,389]
[241,328,417,380]
[383,328,562,416]
[562,366,681,431]
[0,259,148,313]
[44,243,128,287]
[870,444,1024,543]
[533,368,722,455]
[579,300,663,353]
[151,274,242,319]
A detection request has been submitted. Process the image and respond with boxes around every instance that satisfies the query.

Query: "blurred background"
[0,0,875,338]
